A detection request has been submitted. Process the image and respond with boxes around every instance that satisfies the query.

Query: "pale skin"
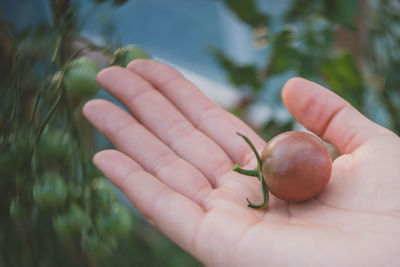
[83,59,400,267]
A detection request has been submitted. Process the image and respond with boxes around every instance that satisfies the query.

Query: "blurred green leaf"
[209,47,263,91]
[285,0,358,29]
[321,53,363,109]
[297,53,320,78]
[323,0,359,30]
[225,0,270,27]
[284,0,321,22]
[267,30,299,75]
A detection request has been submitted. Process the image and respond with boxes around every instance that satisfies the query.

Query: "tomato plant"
[233,131,332,207]
[33,172,68,209]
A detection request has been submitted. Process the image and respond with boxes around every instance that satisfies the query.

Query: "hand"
[83,59,400,267]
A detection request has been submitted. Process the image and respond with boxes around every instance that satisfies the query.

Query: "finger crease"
[238,148,258,168]
[150,150,179,177]
[118,167,147,189]
[211,160,233,187]
[159,74,183,91]
[113,120,138,140]
[166,119,197,144]
[321,103,349,138]
[129,86,155,106]
[150,186,175,220]
[195,105,227,130]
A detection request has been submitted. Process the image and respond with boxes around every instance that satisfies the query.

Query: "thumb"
[281,77,395,154]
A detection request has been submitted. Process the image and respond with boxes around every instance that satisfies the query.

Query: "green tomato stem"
[232,164,259,177]
[31,75,65,157]
[247,173,269,209]
[236,132,262,169]
[235,132,269,209]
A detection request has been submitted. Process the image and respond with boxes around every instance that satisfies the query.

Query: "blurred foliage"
[208,47,263,91]
[224,0,270,27]
[0,0,200,266]
[215,0,400,140]
[321,53,363,109]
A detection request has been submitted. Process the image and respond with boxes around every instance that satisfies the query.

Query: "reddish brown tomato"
[261,131,332,202]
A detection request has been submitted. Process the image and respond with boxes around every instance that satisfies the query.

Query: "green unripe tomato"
[87,163,102,179]
[53,203,90,239]
[112,45,149,67]
[53,214,73,240]
[1,134,34,173]
[93,178,117,209]
[96,203,133,237]
[83,233,118,256]
[33,172,67,209]
[38,126,73,163]
[63,57,101,99]
[68,183,81,200]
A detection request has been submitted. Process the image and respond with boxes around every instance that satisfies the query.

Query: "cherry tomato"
[112,45,149,67]
[33,172,68,209]
[37,126,73,163]
[63,57,100,99]
[261,131,332,202]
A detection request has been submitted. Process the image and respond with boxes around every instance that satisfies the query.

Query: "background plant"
[213,0,400,140]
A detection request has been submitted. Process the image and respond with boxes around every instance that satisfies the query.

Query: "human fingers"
[281,77,395,154]
[82,99,212,205]
[93,149,204,255]
[96,67,232,187]
[127,59,266,167]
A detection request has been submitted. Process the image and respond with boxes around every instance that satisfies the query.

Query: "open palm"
[83,60,400,266]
